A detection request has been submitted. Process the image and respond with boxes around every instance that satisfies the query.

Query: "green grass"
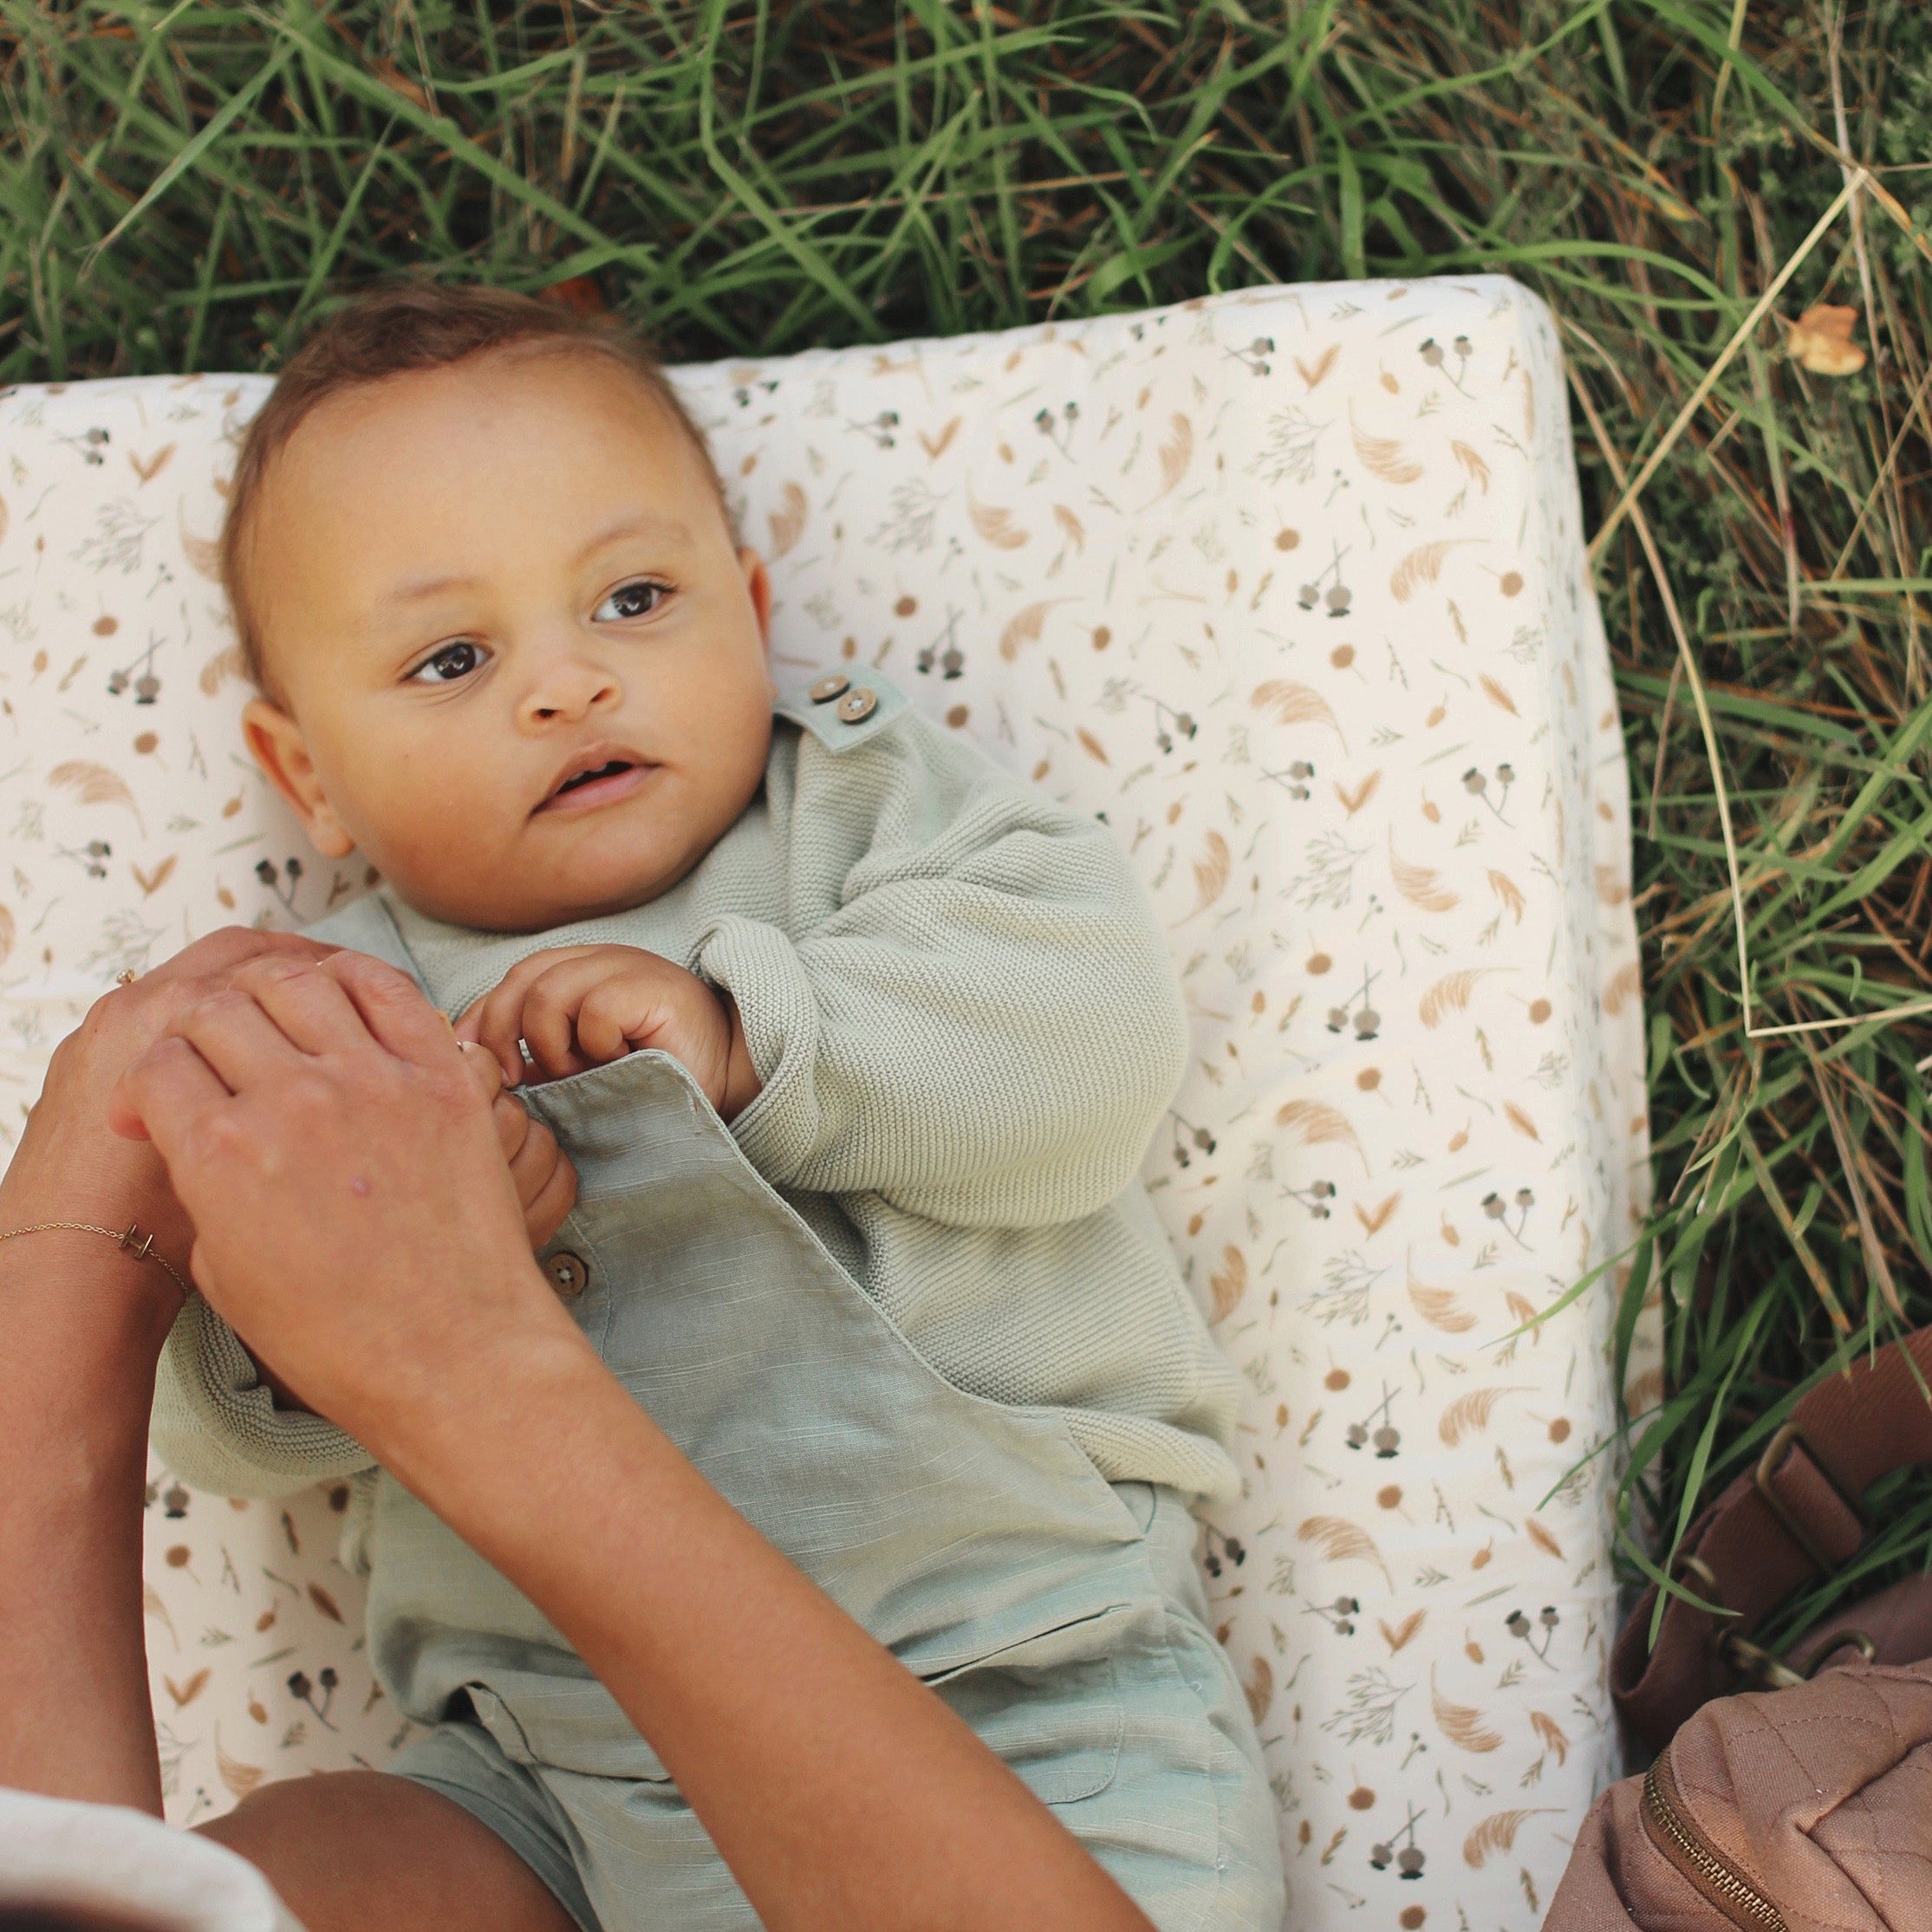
[6,0,1932,1649]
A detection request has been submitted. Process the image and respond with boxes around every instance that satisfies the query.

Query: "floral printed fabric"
[0,276,1646,1928]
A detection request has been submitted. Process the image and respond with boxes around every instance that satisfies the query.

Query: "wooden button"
[809,673,849,703]
[545,1251,589,1298]
[836,687,878,724]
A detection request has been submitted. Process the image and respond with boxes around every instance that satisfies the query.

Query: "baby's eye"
[594,579,667,622]
[407,641,487,685]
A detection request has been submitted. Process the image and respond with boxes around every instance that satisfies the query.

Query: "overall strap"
[1612,1327,1932,1752]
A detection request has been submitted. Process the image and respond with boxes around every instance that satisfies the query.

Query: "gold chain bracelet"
[0,1220,191,1297]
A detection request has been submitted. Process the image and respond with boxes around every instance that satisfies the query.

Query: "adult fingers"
[223,953,386,1058]
[506,1101,574,1204]
[485,1081,579,1246]
[456,946,603,1084]
[513,1121,578,1251]
[166,986,313,1098]
[463,1037,511,1105]
[110,1034,238,1167]
[84,932,341,1069]
[503,1101,545,1194]
[140,926,340,991]
[488,1083,530,1165]
[173,926,339,976]
[313,949,463,1070]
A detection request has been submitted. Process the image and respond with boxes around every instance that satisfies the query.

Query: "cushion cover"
[0,276,1645,1927]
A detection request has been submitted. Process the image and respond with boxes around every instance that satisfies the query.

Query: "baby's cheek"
[357,776,517,897]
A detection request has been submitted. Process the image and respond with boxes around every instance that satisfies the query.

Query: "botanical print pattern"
[0,276,1647,1928]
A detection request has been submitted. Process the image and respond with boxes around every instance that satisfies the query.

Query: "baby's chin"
[374,831,713,933]
[358,754,764,932]
[391,871,679,934]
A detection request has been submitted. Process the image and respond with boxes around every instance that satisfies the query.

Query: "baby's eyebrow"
[574,511,693,560]
[375,513,693,609]
[381,571,480,607]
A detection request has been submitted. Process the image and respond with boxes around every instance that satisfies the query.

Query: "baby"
[152,285,1283,1932]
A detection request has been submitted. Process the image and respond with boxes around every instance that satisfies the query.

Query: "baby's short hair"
[222,283,723,696]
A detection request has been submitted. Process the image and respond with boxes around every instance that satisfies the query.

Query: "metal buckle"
[1675,1553,1805,1690]
[1672,1552,1722,1605]
[1718,1632,1807,1691]
[1753,1421,1867,1577]
[1723,1624,1878,1691]
[1801,1629,1877,1677]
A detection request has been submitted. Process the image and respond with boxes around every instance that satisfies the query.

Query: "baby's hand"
[453,945,763,1122]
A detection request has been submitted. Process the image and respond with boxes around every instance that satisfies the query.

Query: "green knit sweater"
[150,678,1242,1506]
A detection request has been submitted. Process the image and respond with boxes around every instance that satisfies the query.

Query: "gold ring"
[114,968,137,987]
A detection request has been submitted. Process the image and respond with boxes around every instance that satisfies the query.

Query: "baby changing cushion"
[0,277,1647,1929]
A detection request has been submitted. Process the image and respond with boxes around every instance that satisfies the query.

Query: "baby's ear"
[242,696,356,861]
[738,547,772,654]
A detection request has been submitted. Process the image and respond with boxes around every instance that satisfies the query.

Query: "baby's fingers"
[573,973,665,1067]
[458,946,602,1085]
[519,959,613,1081]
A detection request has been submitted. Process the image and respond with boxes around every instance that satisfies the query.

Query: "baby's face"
[240,349,772,933]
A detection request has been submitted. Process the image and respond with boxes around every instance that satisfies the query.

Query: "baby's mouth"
[536,755,656,815]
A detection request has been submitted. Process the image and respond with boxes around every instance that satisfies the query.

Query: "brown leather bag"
[1547,1328,1932,1930]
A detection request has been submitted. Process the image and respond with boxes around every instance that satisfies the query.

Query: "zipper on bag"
[1638,1748,1786,1930]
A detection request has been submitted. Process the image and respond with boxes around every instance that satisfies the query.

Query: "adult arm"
[0,928,338,1810]
[0,929,575,1808]
[112,949,1153,1932]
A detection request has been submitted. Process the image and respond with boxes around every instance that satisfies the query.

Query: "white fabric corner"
[0,276,1647,1929]
[0,1786,304,1929]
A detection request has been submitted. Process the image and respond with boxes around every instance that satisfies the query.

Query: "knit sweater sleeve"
[151,1293,376,1496]
[694,714,1189,1228]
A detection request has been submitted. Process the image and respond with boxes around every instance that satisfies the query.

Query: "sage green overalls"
[303,891,1284,1932]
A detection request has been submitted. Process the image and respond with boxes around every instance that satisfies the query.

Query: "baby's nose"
[520,650,620,723]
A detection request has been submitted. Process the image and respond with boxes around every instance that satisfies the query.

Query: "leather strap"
[1612,1326,1932,1751]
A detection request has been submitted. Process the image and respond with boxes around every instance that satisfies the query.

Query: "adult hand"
[245,1035,577,1417]
[0,928,575,1293]
[106,948,589,1458]
[0,928,344,1304]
